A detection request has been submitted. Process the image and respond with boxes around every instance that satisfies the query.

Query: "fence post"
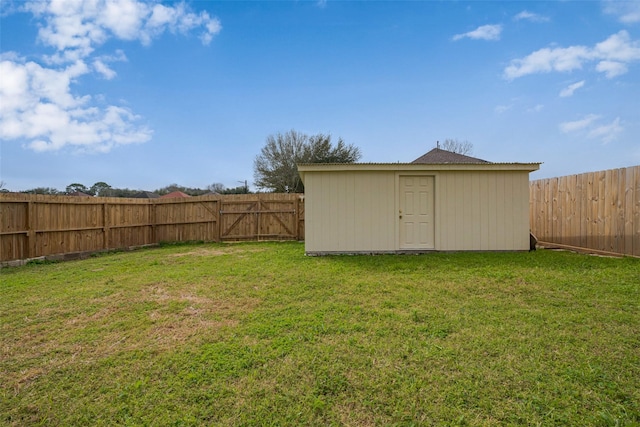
[151,201,157,244]
[295,195,300,240]
[27,201,35,259]
[103,202,110,249]
[218,199,223,242]
[255,195,261,240]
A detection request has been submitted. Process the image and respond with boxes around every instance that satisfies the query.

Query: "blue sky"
[1,0,639,192]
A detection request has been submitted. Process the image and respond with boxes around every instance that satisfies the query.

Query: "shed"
[298,150,540,255]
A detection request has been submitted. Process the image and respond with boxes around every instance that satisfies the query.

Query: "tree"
[221,185,250,195]
[254,130,362,193]
[254,130,308,193]
[90,181,112,197]
[207,183,226,194]
[23,187,63,195]
[441,139,474,156]
[66,183,90,195]
[306,133,361,163]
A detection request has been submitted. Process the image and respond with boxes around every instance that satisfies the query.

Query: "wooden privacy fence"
[0,193,305,263]
[530,165,640,257]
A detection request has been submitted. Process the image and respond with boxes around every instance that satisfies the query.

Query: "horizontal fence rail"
[530,165,640,257]
[1,193,304,263]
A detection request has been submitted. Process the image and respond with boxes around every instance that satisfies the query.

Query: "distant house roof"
[68,191,92,197]
[412,148,490,164]
[132,191,160,199]
[159,191,191,198]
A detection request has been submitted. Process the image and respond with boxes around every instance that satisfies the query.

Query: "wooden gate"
[219,195,300,241]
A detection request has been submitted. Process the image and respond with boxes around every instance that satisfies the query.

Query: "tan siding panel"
[304,171,396,252]
[515,173,531,250]
[433,171,530,251]
[461,173,472,250]
[480,171,490,250]
[487,173,498,250]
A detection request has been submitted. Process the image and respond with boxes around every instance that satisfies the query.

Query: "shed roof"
[298,162,540,171]
[412,148,490,164]
[298,162,541,182]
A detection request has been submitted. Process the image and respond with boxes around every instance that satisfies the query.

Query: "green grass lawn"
[1,242,639,426]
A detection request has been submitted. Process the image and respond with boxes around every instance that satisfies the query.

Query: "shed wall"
[303,169,531,253]
[435,170,530,251]
[304,171,396,253]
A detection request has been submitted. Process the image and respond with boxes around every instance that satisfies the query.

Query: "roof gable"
[412,148,490,164]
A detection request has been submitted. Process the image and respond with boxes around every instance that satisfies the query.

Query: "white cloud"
[504,30,640,79]
[494,104,512,114]
[588,117,622,144]
[99,0,148,41]
[595,60,628,78]
[1,1,219,153]
[0,57,152,153]
[92,49,127,79]
[559,114,601,133]
[594,30,640,61]
[527,104,544,113]
[504,45,591,79]
[559,114,623,144]
[453,24,502,41]
[514,11,550,23]
[559,80,586,97]
[603,1,640,24]
[25,0,222,59]
[93,60,116,79]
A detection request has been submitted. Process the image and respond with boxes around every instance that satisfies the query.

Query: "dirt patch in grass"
[168,246,267,258]
[3,277,261,396]
[142,287,260,351]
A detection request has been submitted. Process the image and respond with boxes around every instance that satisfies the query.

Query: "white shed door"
[399,176,435,249]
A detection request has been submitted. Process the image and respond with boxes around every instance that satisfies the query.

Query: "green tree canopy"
[23,187,63,195]
[90,182,112,197]
[254,130,361,193]
[65,183,90,195]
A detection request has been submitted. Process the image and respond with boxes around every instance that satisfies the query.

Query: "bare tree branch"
[441,139,474,155]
